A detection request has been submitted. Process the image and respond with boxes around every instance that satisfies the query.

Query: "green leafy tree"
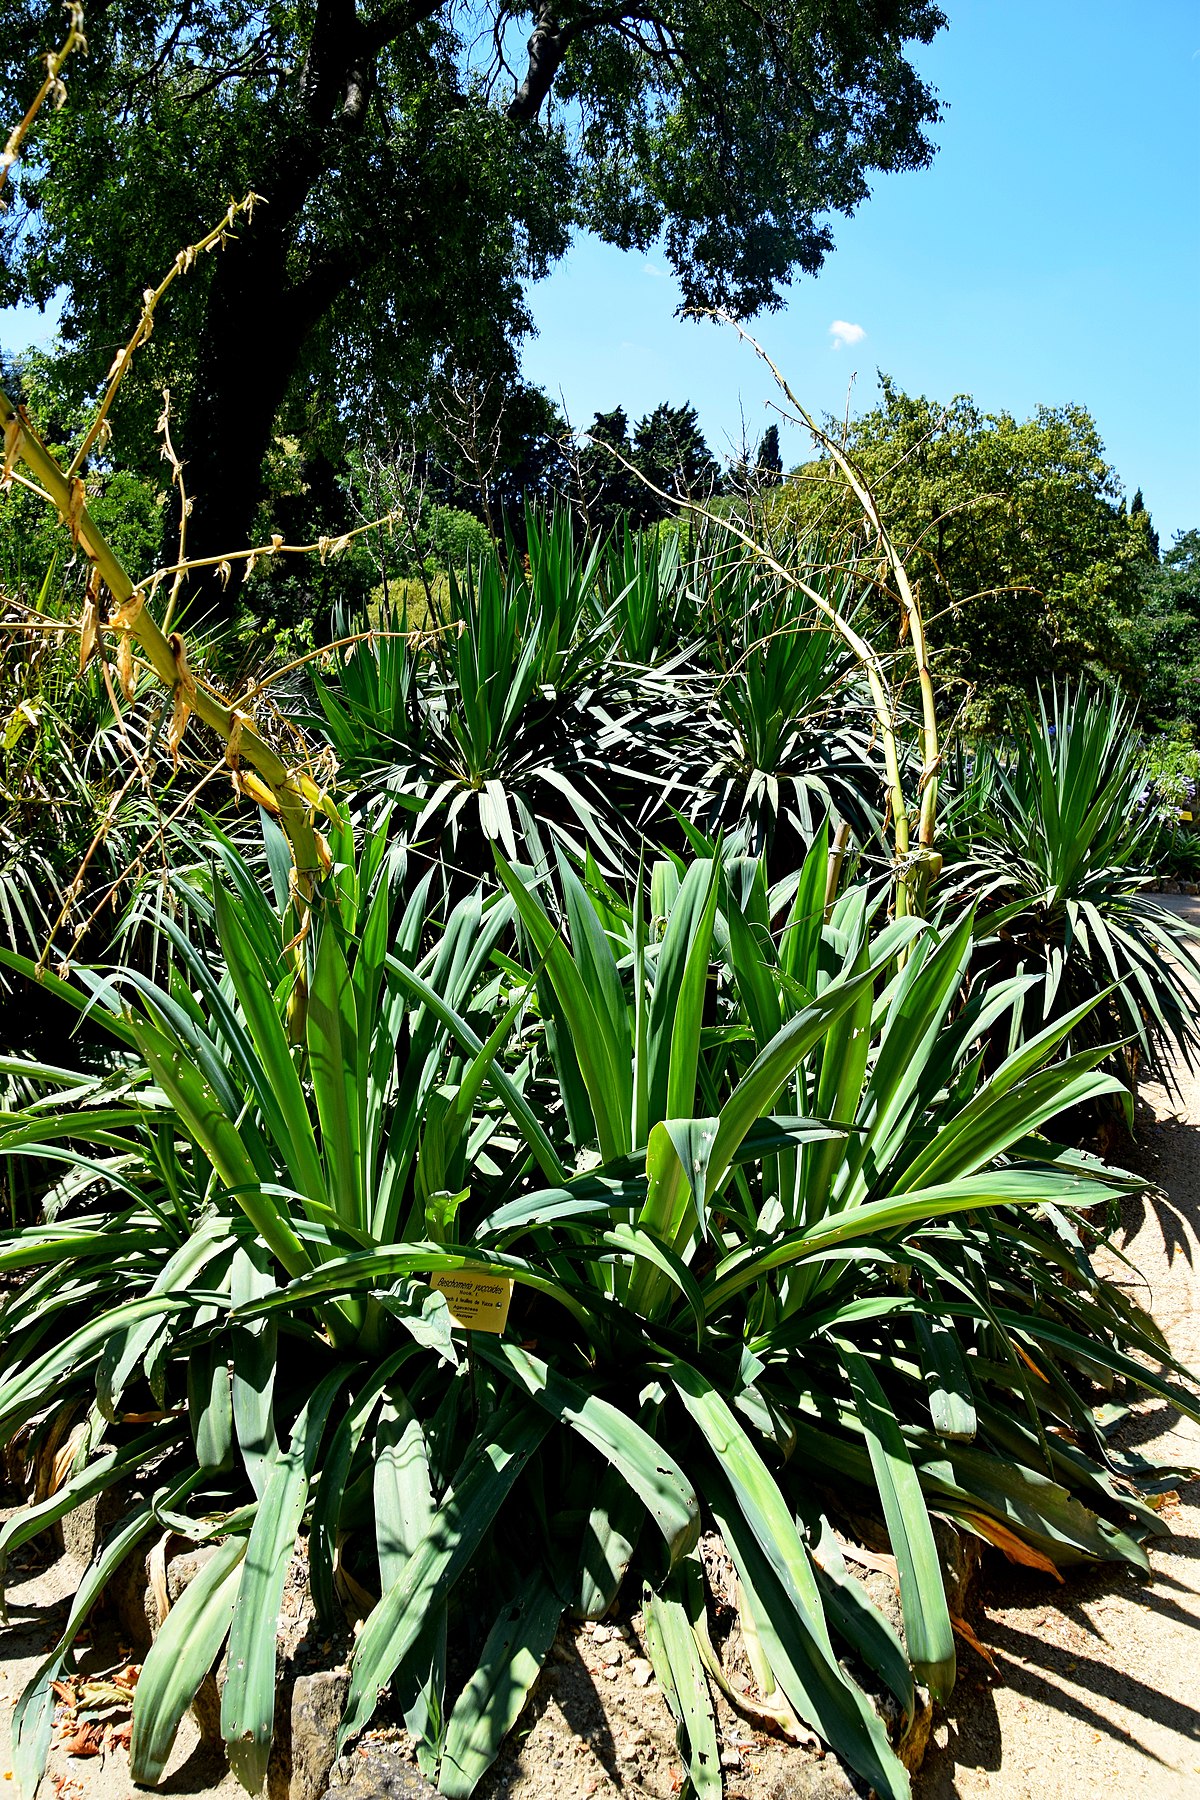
[1124,529,1200,729]
[756,423,783,486]
[631,400,722,524]
[576,406,641,537]
[2,2,946,617]
[782,379,1158,726]
[1128,488,1160,560]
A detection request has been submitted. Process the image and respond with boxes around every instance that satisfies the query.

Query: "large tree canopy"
[1,1,945,613]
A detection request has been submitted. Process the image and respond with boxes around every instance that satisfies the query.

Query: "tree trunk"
[179,231,309,626]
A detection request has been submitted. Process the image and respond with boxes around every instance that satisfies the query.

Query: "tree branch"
[506,4,671,122]
[360,0,449,58]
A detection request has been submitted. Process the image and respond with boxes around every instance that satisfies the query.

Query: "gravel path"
[917,894,1200,1800]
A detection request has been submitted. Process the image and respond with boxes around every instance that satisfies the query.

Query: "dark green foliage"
[680,538,880,861]
[781,379,1159,727]
[632,402,723,518]
[576,401,722,535]
[1124,529,1200,730]
[305,513,891,884]
[756,424,783,486]
[577,407,643,537]
[944,683,1200,1092]
[0,0,946,605]
[2,822,1191,1800]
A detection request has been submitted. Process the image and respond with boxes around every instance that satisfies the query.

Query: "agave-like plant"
[943,682,1200,1091]
[1,490,1196,1794]
[1,826,1196,1800]
[309,514,647,880]
[590,523,701,666]
[683,542,882,865]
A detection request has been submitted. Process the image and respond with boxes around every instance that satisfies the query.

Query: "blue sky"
[3,2,1197,541]
[522,0,1200,546]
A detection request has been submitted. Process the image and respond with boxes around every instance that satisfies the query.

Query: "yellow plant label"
[430,1270,513,1333]
[1180,811,1194,823]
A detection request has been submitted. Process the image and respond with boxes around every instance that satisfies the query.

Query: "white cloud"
[643,260,668,280]
[829,319,866,350]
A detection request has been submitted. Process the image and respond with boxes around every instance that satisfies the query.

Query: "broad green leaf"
[438,1570,564,1799]
[130,1535,247,1784]
[307,922,363,1229]
[643,1565,721,1800]
[479,1340,699,1564]
[914,1312,977,1442]
[842,1346,955,1701]
[222,1366,350,1792]
[708,1481,910,1800]
[646,858,720,1127]
[340,1404,551,1748]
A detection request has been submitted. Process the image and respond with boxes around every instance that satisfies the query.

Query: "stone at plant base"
[276,1669,352,1800]
[768,1755,862,1799]
[59,1485,128,1567]
[932,1518,981,1617]
[319,1746,438,1799]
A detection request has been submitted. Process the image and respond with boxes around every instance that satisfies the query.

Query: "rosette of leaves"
[943,683,1200,1092]
[679,540,883,870]
[311,513,655,883]
[0,826,1195,1800]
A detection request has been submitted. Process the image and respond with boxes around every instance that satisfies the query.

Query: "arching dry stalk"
[0,2,86,199]
[714,317,942,889]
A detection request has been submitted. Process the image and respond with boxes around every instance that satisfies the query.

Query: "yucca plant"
[309,514,644,879]
[2,822,1197,1800]
[591,523,701,666]
[944,683,1200,1092]
[685,547,882,863]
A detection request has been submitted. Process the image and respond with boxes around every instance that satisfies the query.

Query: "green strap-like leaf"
[643,1564,721,1800]
[841,1345,955,1702]
[221,1365,350,1792]
[130,1535,248,1785]
[438,1570,565,1799]
[307,921,364,1229]
[479,1340,699,1565]
[707,1479,910,1800]
[340,1403,551,1750]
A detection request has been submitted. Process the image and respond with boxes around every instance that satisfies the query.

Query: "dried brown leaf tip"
[78,569,103,673]
[116,630,135,701]
[226,708,246,771]
[65,474,87,543]
[167,631,195,763]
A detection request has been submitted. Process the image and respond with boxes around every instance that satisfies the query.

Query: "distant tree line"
[3,335,1194,733]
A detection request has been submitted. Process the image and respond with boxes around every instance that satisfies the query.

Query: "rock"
[768,1756,860,1800]
[931,1519,980,1616]
[899,1685,934,1774]
[168,1544,224,1603]
[597,1640,622,1665]
[109,1539,224,1653]
[629,1657,654,1687]
[277,1669,351,1800]
[191,1669,224,1745]
[60,1486,129,1567]
[319,1748,438,1799]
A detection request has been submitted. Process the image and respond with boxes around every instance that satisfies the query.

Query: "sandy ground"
[2,897,1198,1800]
